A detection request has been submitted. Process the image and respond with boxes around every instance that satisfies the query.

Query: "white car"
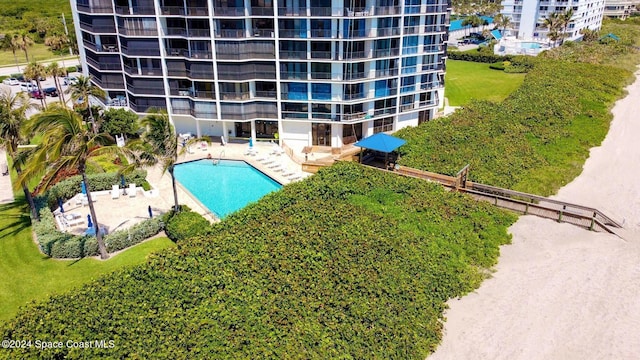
[63,76,78,86]
[19,82,38,92]
[2,78,19,86]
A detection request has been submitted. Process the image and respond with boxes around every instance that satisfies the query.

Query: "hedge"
[165,210,211,242]
[0,162,516,359]
[34,207,165,259]
[37,170,147,210]
[447,51,535,72]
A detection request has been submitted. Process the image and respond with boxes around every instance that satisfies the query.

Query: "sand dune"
[429,70,640,360]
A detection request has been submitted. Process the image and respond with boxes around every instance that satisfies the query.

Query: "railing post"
[525,203,529,215]
[558,210,563,222]
[590,217,595,231]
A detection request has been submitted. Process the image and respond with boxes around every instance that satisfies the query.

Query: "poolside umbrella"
[81,181,87,195]
[87,214,93,228]
[249,137,254,147]
[58,198,64,213]
[148,205,153,219]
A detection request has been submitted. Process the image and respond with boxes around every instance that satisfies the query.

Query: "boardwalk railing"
[394,165,623,234]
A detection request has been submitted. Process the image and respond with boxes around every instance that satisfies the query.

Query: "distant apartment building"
[71,0,449,153]
[604,0,638,19]
[501,0,605,41]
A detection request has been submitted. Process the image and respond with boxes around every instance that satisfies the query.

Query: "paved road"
[0,149,14,204]
[0,57,80,77]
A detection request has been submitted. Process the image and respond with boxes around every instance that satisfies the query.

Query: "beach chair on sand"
[111,184,120,199]
[129,183,137,197]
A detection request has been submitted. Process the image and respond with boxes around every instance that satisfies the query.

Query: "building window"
[311,83,331,100]
[373,117,393,133]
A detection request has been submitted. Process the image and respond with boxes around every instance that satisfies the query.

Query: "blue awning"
[491,29,502,40]
[354,133,407,153]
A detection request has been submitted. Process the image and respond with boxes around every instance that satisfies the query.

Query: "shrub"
[489,61,506,70]
[34,208,165,259]
[165,210,210,242]
[447,50,509,63]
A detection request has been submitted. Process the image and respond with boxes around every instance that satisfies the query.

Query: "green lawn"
[0,198,175,324]
[445,59,526,106]
[0,43,77,68]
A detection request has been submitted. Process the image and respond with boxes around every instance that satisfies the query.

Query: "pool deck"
[54,141,311,235]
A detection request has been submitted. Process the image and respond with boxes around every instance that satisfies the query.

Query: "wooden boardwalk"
[393,166,623,234]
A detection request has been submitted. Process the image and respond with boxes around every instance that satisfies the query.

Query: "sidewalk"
[0,150,15,204]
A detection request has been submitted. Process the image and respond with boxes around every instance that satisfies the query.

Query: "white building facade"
[501,0,605,42]
[604,0,638,19]
[71,0,448,153]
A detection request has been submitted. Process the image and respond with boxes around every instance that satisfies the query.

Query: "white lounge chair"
[281,167,295,177]
[261,157,276,165]
[268,161,283,171]
[129,183,137,197]
[111,184,120,199]
[63,213,84,227]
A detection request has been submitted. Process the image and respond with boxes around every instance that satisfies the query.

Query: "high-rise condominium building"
[501,0,605,41]
[603,0,638,19]
[71,0,448,152]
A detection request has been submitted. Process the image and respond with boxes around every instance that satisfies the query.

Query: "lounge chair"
[63,213,84,227]
[244,147,255,156]
[129,183,137,197]
[288,172,303,181]
[111,184,120,199]
[281,167,295,177]
[261,157,276,165]
[268,161,283,171]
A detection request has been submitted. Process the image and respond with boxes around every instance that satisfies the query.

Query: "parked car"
[2,78,19,86]
[29,90,45,99]
[19,82,38,92]
[63,76,78,85]
[43,87,59,97]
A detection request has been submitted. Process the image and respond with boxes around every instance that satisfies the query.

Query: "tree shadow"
[0,200,32,240]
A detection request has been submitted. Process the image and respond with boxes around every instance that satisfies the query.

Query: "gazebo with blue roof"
[354,133,407,169]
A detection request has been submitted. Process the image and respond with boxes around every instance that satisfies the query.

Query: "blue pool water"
[520,42,542,49]
[174,159,282,218]
[449,16,493,31]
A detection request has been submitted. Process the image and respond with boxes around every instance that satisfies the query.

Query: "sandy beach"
[429,69,640,360]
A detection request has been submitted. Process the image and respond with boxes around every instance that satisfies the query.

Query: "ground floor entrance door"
[311,123,331,146]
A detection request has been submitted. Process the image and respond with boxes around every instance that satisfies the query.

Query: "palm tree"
[23,62,47,109]
[21,105,121,259]
[540,12,562,47]
[46,62,67,106]
[138,110,181,212]
[66,75,107,133]
[559,9,575,45]
[15,32,34,63]
[0,33,21,72]
[0,90,39,220]
[493,14,511,35]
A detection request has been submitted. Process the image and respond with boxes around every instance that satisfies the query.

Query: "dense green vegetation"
[0,198,175,323]
[0,0,72,32]
[0,163,515,358]
[400,60,629,195]
[445,59,526,105]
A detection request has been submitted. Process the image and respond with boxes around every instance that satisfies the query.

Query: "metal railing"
[124,65,162,76]
[77,4,113,13]
[160,6,185,15]
[216,51,275,60]
[279,50,307,59]
[118,27,158,36]
[250,7,274,16]
[120,46,160,56]
[218,71,275,80]
[115,5,155,15]
[377,28,401,37]
[214,7,245,16]
[255,90,277,98]
[126,84,165,95]
[216,29,246,38]
[219,92,250,100]
[374,6,401,15]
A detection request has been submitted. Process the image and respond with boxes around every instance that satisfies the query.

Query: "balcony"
[278,7,307,16]
[375,68,398,77]
[216,51,275,60]
[343,72,366,80]
[255,90,277,98]
[218,71,276,80]
[343,7,371,16]
[377,28,401,37]
[309,7,332,16]
[279,29,307,38]
[189,28,211,37]
[86,57,121,71]
[373,48,399,58]
[115,5,155,15]
[189,70,215,79]
[189,50,213,59]
[77,4,113,13]
[191,109,217,119]
[216,29,246,38]
[220,92,251,100]
[80,22,116,33]
[279,50,307,59]
[343,51,367,60]
[118,27,158,36]
[166,48,188,57]
[252,29,274,38]
[167,69,188,77]
[310,51,332,59]
[280,72,307,80]
[126,84,166,95]
[187,7,209,16]
[160,6,186,15]
[166,27,188,36]
[374,6,401,15]
[214,7,245,16]
[170,88,193,96]
[310,29,332,38]
[124,65,162,76]
[83,40,120,53]
[120,46,160,56]
[344,92,365,100]
[341,112,367,121]
[251,7,274,16]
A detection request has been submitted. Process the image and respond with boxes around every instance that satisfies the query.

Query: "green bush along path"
[399,60,630,196]
[0,198,175,324]
[0,163,515,359]
[444,59,526,106]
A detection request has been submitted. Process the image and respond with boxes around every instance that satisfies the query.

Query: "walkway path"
[0,57,80,77]
[429,70,640,359]
[0,150,14,204]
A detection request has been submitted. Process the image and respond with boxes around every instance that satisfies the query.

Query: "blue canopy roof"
[354,133,407,153]
[491,29,503,40]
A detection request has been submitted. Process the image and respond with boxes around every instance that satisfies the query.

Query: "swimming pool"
[520,42,542,49]
[174,159,282,218]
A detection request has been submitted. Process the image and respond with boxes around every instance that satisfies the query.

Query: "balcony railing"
[343,72,366,80]
[218,71,275,80]
[126,84,166,95]
[216,51,275,60]
[279,50,307,59]
[214,7,245,16]
[374,6,401,15]
[310,29,332,38]
[120,46,160,56]
[373,48,400,58]
[280,72,307,80]
[374,106,396,117]
[83,40,120,53]
[255,90,277,98]
[92,77,125,89]
[160,6,185,15]
[170,88,193,96]
[309,7,332,16]
[191,109,217,119]
[403,26,421,35]
[344,92,365,100]
[118,27,158,36]
[86,57,121,71]
[167,69,188,77]
[220,92,250,100]
[189,50,212,59]
[166,27,188,36]
[189,28,211,37]
[124,65,162,76]
[250,7,274,16]
[278,7,308,16]
[279,29,307,38]
[377,28,401,37]
[166,48,188,57]
[252,29,274,38]
[310,72,332,80]
[77,4,113,13]
[216,29,246,38]
[310,51,332,59]
[343,51,367,59]
[189,71,215,79]
[424,24,448,33]
[423,44,444,53]
[115,5,155,15]
[221,111,278,120]
[80,22,116,33]
[375,68,398,77]
[344,7,371,16]
[282,111,309,119]
[187,7,209,16]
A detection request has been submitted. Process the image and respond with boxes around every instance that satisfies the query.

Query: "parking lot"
[0,72,82,116]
